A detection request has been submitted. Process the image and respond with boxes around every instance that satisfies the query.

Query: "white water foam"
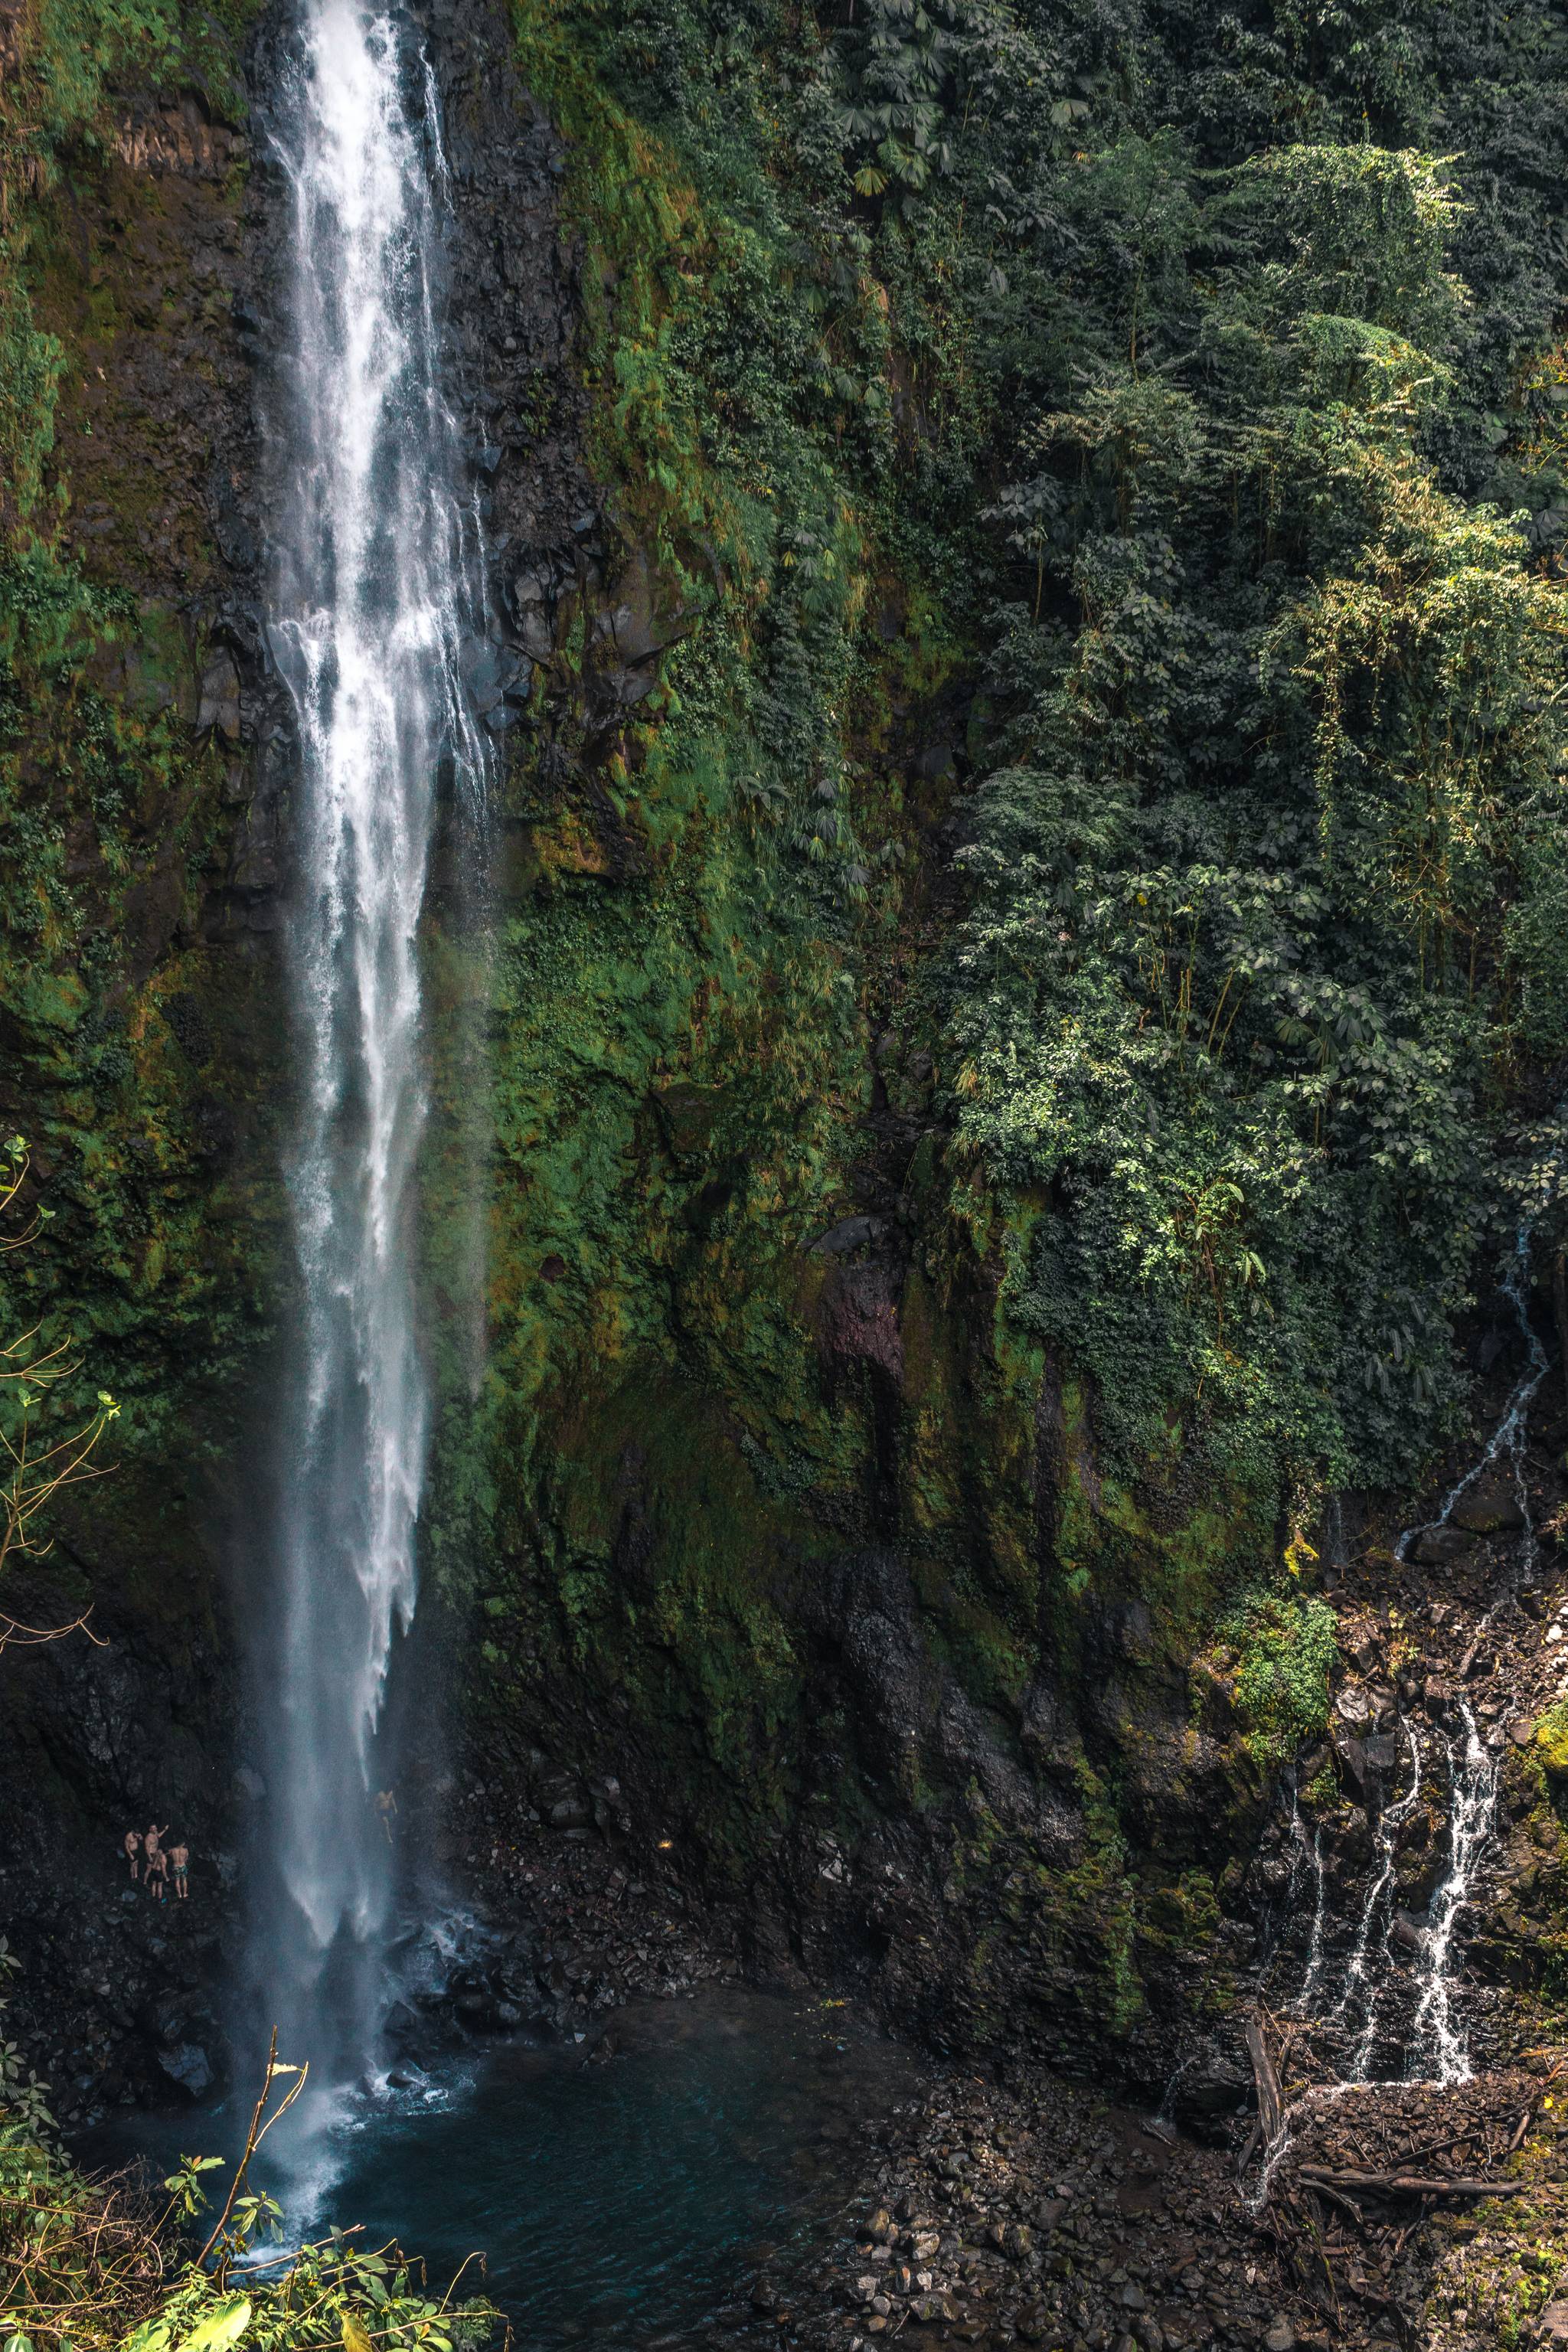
[1285,1789,1328,2018]
[1251,1194,1563,2196]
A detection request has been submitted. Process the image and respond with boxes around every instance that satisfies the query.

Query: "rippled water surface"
[83,1991,919,2349]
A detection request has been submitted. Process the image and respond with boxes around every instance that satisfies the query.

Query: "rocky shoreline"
[762,2052,1568,2352]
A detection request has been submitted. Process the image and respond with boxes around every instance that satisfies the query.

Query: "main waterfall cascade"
[254,0,490,2183]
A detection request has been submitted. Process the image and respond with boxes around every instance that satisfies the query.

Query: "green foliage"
[511,0,890,912]
[511,0,1568,1537]
[5,0,1567,2057]
[828,0,960,204]
[1215,1588,1338,1762]
[0,0,182,541]
[0,1957,495,2352]
[464,0,1568,1920]
[935,116,1568,1500]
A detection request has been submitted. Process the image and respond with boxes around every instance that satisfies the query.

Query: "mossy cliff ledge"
[5,0,1568,2131]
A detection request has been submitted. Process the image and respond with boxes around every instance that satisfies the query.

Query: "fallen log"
[1238,2015,1288,2175]
[1245,2017,1284,2151]
[1297,2165,1522,2198]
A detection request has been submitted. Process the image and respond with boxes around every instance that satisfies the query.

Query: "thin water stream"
[1396,1212,1553,1573]
[1330,1716,1423,2080]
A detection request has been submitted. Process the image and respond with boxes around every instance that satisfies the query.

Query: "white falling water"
[258,0,488,2179]
[1410,1704,1499,2083]
[1285,1789,1328,2018]
[1253,1191,1564,2194]
[1333,1715,1423,2079]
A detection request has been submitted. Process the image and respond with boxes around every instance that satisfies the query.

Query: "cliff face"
[0,0,273,2086]
[5,0,1568,2129]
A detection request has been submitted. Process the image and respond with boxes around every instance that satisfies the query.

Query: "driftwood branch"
[1246,2018,1284,2146]
[1239,2015,1285,2174]
[1298,2166,1526,2198]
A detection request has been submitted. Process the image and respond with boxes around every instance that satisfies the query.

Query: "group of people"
[123,1822,189,1902]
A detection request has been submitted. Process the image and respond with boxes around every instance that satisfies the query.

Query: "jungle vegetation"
[519,0,1568,1518]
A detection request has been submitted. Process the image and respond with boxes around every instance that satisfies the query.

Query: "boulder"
[158,2041,213,2097]
[1391,1910,1426,1953]
[1335,1730,1400,1804]
[1450,1478,1526,1534]
[805,1213,885,1256]
[1412,1524,1474,1565]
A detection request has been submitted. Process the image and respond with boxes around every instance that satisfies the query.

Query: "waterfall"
[253,0,488,2189]
[1250,1167,1564,2192]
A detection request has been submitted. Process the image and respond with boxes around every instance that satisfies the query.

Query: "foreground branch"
[1298,2165,1537,2199]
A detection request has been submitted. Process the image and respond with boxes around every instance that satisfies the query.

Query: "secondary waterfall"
[1409,1704,1500,2082]
[255,0,487,2184]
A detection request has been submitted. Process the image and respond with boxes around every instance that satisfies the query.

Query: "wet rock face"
[426,0,593,601]
[0,43,273,2113]
[419,0,599,738]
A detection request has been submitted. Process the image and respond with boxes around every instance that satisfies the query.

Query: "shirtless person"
[142,1823,168,1894]
[374,1788,397,1846]
[169,1840,189,1900]
[123,1828,141,1882]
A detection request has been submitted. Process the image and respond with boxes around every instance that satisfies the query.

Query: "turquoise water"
[82,1991,916,2348]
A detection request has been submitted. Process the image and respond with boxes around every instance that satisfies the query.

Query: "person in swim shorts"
[169,1841,189,1900]
[143,1823,168,1896]
[123,1828,141,1882]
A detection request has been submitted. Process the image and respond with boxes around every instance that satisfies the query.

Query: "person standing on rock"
[147,1838,169,1902]
[169,1839,189,1900]
[143,1822,168,1891]
[123,1828,142,1882]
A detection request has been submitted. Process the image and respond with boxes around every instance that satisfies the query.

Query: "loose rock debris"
[759,2059,1568,2352]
